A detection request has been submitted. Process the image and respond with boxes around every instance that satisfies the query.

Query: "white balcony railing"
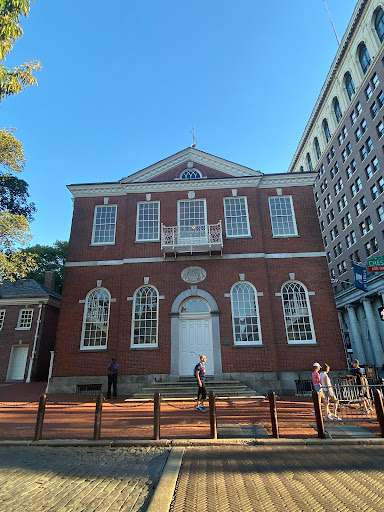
[161,221,223,255]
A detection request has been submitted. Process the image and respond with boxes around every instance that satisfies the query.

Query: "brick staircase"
[132,377,262,399]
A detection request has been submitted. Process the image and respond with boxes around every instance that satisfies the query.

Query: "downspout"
[26,302,43,383]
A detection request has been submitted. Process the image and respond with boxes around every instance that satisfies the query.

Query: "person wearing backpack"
[194,355,207,412]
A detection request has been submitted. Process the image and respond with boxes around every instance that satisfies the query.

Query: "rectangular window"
[92,205,117,245]
[268,196,298,236]
[377,121,384,138]
[366,164,374,180]
[371,102,379,118]
[373,73,380,89]
[360,146,367,161]
[367,137,373,153]
[377,205,384,222]
[371,184,379,200]
[372,156,380,172]
[16,308,33,329]
[0,310,5,330]
[224,197,250,237]
[356,102,362,116]
[379,177,384,194]
[351,111,357,125]
[361,119,367,133]
[355,127,362,141]
[365,84,373,99]
[378,90,384,108]
[136,201,160,241]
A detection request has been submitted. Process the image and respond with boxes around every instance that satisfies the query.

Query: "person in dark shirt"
[349,359,371,414]
[194,355,207,412]
[107,357,119,399]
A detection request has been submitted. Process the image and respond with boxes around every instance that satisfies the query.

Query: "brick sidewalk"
[0,392,381,441]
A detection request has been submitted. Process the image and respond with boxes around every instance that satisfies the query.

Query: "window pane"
[231,283,261,344]
[81,289,110,348]
[282,282,315,343]
[269,197,297,236]
[137,202,159,241]
[224,197,250,237]
[132,286,158,345]
[93,205,117,244]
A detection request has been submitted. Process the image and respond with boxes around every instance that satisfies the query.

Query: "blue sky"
[1,0,357,246]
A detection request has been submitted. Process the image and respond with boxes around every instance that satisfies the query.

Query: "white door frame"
[170,288,222,380]
[6,345,29,382]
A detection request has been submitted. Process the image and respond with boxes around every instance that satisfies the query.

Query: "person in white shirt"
[320,364,341,421]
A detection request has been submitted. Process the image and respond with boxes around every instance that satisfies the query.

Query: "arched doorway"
[170,288,222,379]
[179,297,213,376]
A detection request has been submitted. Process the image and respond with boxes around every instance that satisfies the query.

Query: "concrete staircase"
[132,377,261,399]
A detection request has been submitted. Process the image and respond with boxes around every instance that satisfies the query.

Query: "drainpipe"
[26,302,43,383]
[45,351,55,393]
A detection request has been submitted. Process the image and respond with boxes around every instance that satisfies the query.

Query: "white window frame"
[281,281,316,345]
[91,205,117,245]
[177,198,207,228]
[268,196,298,237]
[80,288,111,350]
[135,201,160,242]
[0,310,5,330]
[223,196,251,238]
[131,285,159,348]
[16,308,34,330]
[230,282,262,346]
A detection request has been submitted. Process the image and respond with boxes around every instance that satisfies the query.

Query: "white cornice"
[66,251,326,268]
[68,173,316,198]
[119,148,262,183]
[0,297,60,307]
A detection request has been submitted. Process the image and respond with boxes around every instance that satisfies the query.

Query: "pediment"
[119,148,262,184]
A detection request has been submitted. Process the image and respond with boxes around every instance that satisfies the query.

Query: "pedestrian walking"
[311,362,325,416]
[194,355,207,412]
[349,359,371,414]
[320,364,341,420]
[107,357,118,399]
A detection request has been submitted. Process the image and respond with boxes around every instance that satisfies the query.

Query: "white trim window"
[281,281,316,344]
[268,196,298,237]
[136,201,160,241]
[223,197,251,237]
[80,288,111,349]
[91,205,117,245]
[16,308,34,330]
[231,282,262,345]
[177,199,207,241]
[131,285,159,347]
[0,310,5,330]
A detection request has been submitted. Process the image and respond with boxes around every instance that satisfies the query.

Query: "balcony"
[161,222,223,256]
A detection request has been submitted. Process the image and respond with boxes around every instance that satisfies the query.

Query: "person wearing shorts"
[320,364,341,420]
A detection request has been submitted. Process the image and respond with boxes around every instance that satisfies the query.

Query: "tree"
[24,241,68,293]
[0,0,41,101]
[0,1,41,282]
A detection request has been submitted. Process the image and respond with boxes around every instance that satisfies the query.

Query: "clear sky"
[1,0,357,246]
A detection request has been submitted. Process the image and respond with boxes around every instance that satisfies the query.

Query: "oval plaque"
[181,266,206,284]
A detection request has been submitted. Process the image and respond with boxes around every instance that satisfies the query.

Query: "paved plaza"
[0,446,169,512]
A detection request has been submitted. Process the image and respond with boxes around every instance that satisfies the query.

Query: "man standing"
[350,359,371,414]
[107,357,118,399]
[194,354,207,412]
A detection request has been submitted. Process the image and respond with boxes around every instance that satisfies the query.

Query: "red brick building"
[49,148,347,395]
[0,273,60,383]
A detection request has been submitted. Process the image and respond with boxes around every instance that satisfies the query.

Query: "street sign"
[379,306,384,321]
[367,256,384,271]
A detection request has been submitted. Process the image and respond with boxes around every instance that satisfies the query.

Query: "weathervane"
[190,125,197,148]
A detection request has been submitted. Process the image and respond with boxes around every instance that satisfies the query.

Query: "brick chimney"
[44,271,56,290]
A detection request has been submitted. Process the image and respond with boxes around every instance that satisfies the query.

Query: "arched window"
[375,7,384,42]
[314,138,321,160]
[231,282,262,345]
[333,97,343,123]
[180,298,209,314]
[306,152,313,171]
[323,119,331,143]
[299,166,304,173]
[180,169,202,180]
[281,281,315,344]
[131,286,159,346]
[345,72,356,101]
[358,43,371,74]
[81,288,111,349]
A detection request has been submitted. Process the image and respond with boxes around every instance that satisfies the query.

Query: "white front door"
[7,345,29,381]
[179,315,214,376]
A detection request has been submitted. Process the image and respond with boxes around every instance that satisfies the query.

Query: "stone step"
[132,378,258,399]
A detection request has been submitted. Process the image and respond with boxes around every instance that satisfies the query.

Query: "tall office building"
[289,0,384,371]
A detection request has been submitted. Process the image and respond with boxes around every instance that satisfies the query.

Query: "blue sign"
[353,263,367,291]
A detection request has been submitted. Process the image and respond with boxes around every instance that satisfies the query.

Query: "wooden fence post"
[312,390,325,439]
[93,393,103,441]
[268,391,279,439]
[373,388,384,438]
[209,390,217,439]
[153,391,161,440]
[34,393,47,441]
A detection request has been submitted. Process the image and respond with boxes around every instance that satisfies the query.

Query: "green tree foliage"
[0,128,36,220]
[0,0,41,101]
[0,1,41,282]
[0,208,37,281]
[24,241,68,293]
